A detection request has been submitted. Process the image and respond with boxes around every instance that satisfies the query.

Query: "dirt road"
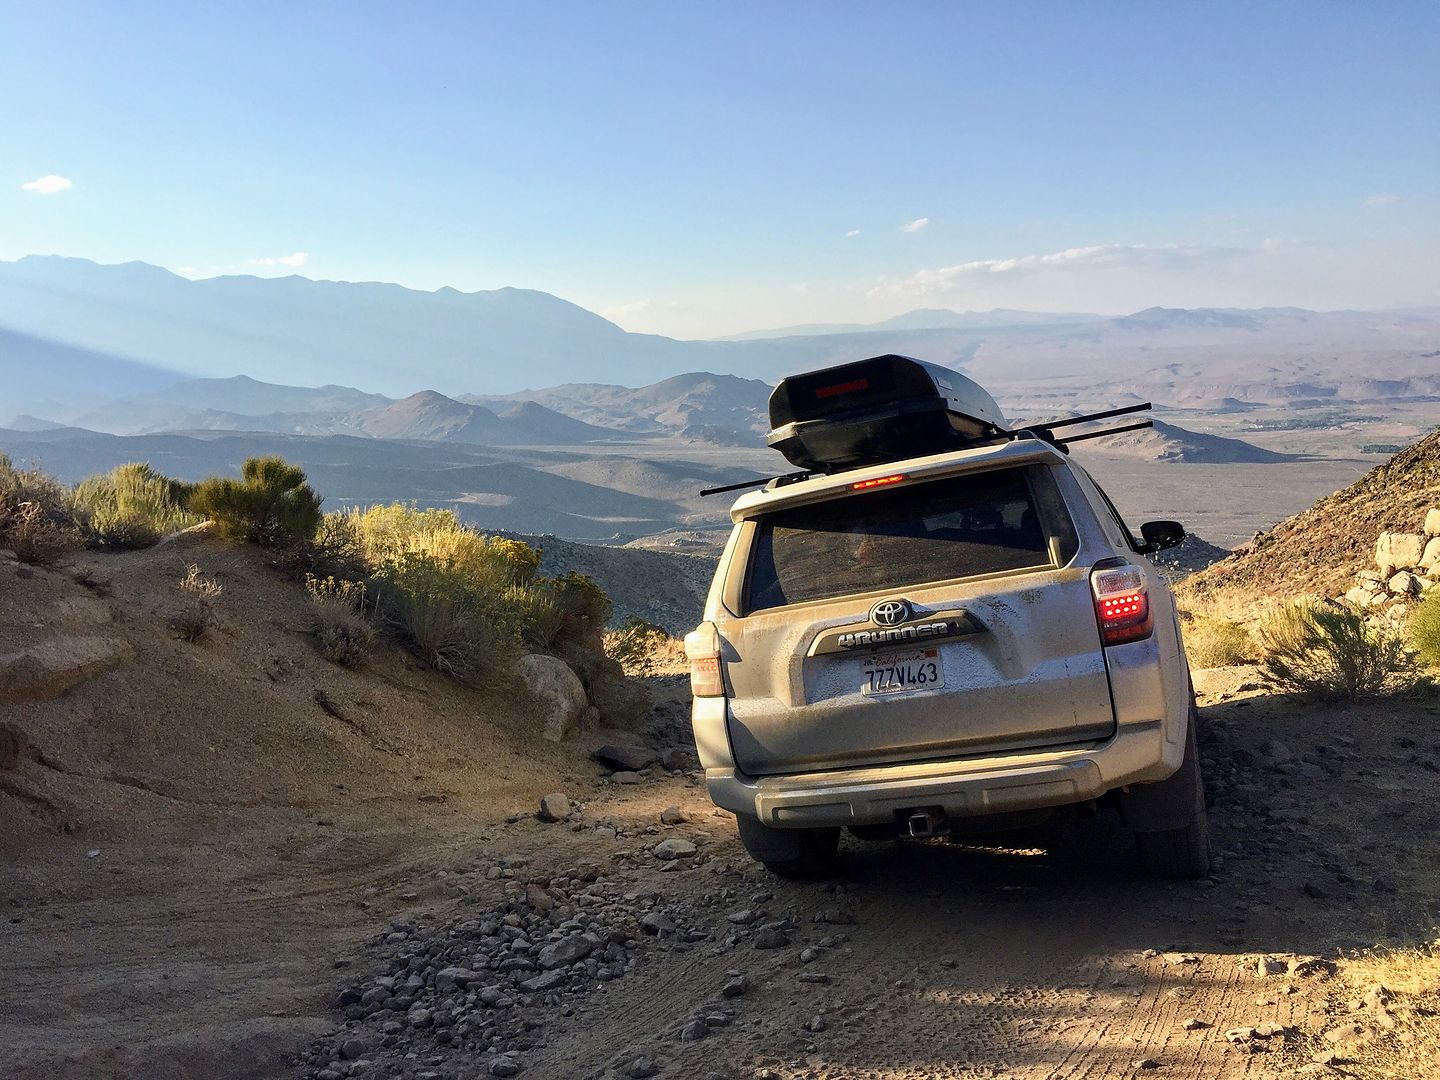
[6,650,1439,1079]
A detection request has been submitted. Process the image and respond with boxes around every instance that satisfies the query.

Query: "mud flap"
[1121,705,1204,834]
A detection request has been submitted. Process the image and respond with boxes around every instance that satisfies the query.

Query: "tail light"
[1090,560,1153,646]
[684,621,726,698]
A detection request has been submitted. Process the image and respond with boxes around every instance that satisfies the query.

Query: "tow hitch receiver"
[906,807,950,838]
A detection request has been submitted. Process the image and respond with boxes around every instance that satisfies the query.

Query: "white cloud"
[868,242,1248,297]
[845,229,861,238]
[21,174,73,195]
[601,300,652,320]
[247,252,310,267]
[1365,193,1401,209]
[899,217,930,233]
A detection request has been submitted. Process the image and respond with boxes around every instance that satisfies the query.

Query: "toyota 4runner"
[685,356,1208,879]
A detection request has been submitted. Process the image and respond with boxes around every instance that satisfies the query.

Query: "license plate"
[860,648,943,696]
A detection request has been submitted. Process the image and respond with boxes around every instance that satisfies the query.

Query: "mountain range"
[5,256,1438,421]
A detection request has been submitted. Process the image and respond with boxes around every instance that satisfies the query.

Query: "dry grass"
[0,452,84,565]
[306,574,376,667]
[1182,613,1255,669]
[1333,942,1440,1080]
[172,564,223,642]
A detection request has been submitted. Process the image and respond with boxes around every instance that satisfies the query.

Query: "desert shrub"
[306,574,375,666]
[1182,614,1254,669]
[1411,590,1440,669]
[1257,600,1409,700]
[605,616,686,676]
[189,456,322,546]
[548,571,612,634]
[72,462,200,549]
[0,453,83,564]
[172,563,222,642]
[369,552,513,681]
[341,504,538,590]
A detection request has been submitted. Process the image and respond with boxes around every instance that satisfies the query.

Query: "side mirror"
[1138,519,1185,553]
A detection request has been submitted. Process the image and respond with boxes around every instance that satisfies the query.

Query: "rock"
[525,882,554,913]
[513,654,588,742]
[1225,1027,1257,1044]
[1421,535,1440,569]
[1257,956,1287,976]
[1425,508,1440,536]
[812,908,856,925]
[660,747,693,771]
[797,972,830,984]
[1255,1021,1286,1038]
[660,806,687,825]
[339,1038,368,1060]
[489,1056,522,1078]
[0,635,132,705]
[1132,1060,1159,1071]
[679,1018,709,1042]
[721,975,753,998]
[0,723,27,771]
[806,1015,827,1032]
[612,771,644,785]
[592,744,660,772]
[1377,531,1426,573]
[537,793,572,822]
[519,969,569,993]
[1321,1021,1375,1049]
[653,838,697,860]
[538,934,595,969]
[752,927,790,950]
[640,910,677,936]
[1181,1017,1209,1030]
[624,1056,659,1078]
[435,966,480,992]
[1388,571,1423,596]
[726,909,762,925]
[1257,740,1294,765]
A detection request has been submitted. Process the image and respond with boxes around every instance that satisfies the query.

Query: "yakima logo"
[814,377,869,399]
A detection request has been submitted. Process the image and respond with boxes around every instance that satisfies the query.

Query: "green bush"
[1412,591,1440,669]
[72,462,200,549]
[1258,600,1409,700]
[0,452,83,564]
[189,456,322,545]
[370,551,513,681]
[549,570,612,633]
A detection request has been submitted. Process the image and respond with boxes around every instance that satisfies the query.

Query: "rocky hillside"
[1185,427,1440,599]
[526,535,714,635]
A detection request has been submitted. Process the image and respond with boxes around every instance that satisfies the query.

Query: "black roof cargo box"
[767,354,1009,473]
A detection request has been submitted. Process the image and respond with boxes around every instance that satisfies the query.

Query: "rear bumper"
[704,717,1181,828]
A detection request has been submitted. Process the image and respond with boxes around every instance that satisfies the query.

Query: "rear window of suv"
[743,465,1075,612]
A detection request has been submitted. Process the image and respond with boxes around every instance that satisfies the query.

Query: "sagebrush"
[72,462,200,549]
[172,564,222,642]
[306,574,375,667]
[1411,590,1440,669]
[1257,600,1409,700]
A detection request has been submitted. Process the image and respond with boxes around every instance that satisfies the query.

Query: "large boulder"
[1376,532,1426,574]
[1421,536,1440,570]
[512,654,588,742]
[1424,508,1440,536]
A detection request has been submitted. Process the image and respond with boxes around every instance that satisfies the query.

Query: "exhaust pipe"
[906,807,949,838]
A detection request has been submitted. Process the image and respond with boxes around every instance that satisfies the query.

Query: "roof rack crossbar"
[1056,419,1153,446]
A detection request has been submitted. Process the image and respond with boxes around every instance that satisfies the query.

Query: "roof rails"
[699,400,1154,497]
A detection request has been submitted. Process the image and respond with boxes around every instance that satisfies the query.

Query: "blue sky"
[3,1,1436,337]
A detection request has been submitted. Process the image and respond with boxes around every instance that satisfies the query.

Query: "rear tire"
[735,816,840,879]
[1130,707,1211,880]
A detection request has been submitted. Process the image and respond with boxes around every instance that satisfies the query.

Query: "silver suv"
[686,358,1208,879]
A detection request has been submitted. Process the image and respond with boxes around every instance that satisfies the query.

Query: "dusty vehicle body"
[686,356,1208,878]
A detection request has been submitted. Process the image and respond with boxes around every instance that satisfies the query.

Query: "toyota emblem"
[869,599,913,627]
